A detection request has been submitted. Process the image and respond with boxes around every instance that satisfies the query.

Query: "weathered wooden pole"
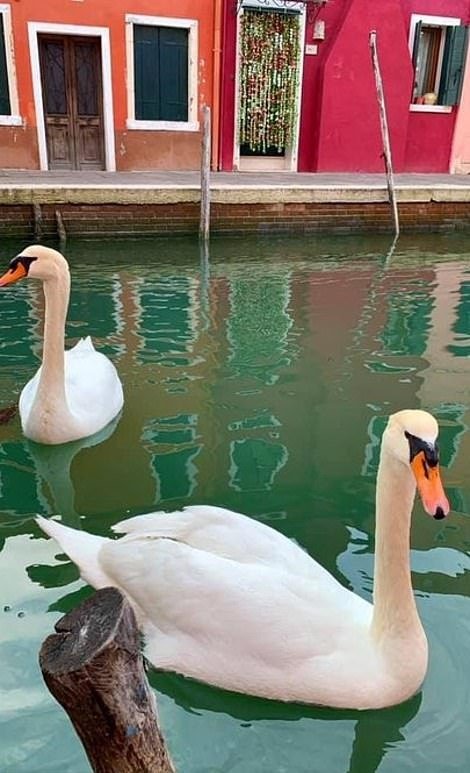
[199,105,211,242]
[33,202,43,242]
[369,30,400,238]
[55,208,67,245]
[39,587,174,773]
[199,238,210,331]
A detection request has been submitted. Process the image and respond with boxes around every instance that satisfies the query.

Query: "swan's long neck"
[35,269,70,407]
[371,448,421,640]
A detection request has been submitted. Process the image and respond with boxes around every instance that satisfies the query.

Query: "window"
[136,275,197,366]
[126,15,198,131]
[229,438,288,492]
[380,282,432,357]
[0,4,20,124]
[142,414,201,502]
[409,14,469,110]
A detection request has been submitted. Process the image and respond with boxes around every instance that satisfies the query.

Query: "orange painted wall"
[2,0,215,170]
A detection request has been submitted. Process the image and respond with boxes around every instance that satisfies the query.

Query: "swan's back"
[113,505,341,585]
[20,336,123,438]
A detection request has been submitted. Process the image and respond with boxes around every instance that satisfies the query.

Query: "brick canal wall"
[1,187,470,238]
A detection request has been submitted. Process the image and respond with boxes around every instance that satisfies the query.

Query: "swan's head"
[383,409,450,520]
[0,245,69,285]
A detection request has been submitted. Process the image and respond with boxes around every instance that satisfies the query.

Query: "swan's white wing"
[100,537,371,702]
[113,505,338,583]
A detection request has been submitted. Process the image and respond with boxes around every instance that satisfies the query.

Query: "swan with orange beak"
[0,245,123,444]
[406,429,448,519]
[37,409,450,709]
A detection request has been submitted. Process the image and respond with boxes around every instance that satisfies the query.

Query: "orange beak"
[0,263,27,286]
[411,452,450,519]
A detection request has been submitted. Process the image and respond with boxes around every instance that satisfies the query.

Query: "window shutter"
[134,24,160,120]
[158,28,188,122]
[411,20,422,68]
[0,15,11,115]
[439,25,469,106]
[410,20,422,102]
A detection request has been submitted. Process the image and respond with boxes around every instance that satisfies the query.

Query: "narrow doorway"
[236,7,304,171]
[38,34,105,170]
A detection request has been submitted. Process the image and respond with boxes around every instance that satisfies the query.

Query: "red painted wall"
[219,0,237,170]
[3,0,215,170]
[313,0,413,172]
[297,0,349,172]
[405,113,457,172]
[220,0,470,173]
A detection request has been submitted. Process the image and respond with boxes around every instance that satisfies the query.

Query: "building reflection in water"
[1,248,467,536]
[2,245,470,545]
[3,238,470,772]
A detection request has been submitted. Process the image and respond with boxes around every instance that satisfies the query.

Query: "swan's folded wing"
[113,505,338,583]
[99,537,370,699]
[64,345,124,427]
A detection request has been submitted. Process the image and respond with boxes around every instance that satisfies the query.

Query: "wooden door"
[39,35,105,170]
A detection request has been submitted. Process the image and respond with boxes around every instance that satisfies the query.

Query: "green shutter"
[411,21,422,102]
[158,28,188,121]
[0,15,11,115]
[134,24,160,120]
[411,20,422,67]
[439,25,469,106]
[134,24,188,122]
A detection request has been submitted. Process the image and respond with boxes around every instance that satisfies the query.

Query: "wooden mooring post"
[33,203,43,242]
[369,30,400,238]
[199,105,211,242]
[55,209,67,246]
[39,587,174,773]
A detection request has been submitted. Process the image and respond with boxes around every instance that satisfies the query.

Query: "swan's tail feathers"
[36,515,111,590]
[74,335,95,353]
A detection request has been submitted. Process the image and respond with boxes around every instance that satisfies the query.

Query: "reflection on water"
[1,233,470,771]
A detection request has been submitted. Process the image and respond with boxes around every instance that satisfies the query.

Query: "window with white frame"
[409,14,469,109]
[126,15,198,131]
[0,4,20,124]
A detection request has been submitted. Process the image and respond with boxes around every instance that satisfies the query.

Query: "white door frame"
[28,22,116,171]
[233,3,306,171]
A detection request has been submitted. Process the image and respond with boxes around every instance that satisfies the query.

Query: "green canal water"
[1,233,470,772]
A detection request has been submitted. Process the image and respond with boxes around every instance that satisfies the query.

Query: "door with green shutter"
[133,25,188,122]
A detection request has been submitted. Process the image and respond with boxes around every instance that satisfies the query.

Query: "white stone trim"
[0,113,21,125]
[289,8,306,170]
[408,12,461,46]
[409,104,452,113]
[125,14,198,131]
[0,4,21,124]
[28,22,116,170]
[126,118,199,132]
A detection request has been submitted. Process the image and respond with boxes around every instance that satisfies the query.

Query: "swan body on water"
[0,245,123,444]
[37,410,449,709]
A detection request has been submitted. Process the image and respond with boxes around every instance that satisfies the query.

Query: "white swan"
[0,245,123,444]
[36,410,449,709]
